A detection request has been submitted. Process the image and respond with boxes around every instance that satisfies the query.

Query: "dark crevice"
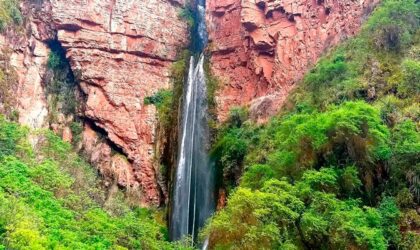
[85,119,127,157]
[257,1,266,10]
[325,7,331,15]
[44,39,80,116]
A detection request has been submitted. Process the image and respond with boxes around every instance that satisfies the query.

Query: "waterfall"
[170,0,214,243]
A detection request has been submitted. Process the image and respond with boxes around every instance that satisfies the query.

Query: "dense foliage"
[204,0,420,249]
[0,116,191,249]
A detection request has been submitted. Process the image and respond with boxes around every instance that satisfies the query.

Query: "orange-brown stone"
[4,0,188,206]
[206,0,380,122]
[47,0,189,205]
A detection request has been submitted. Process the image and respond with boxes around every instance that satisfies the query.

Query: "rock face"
[1,0,188,206]
[47,0,189,205]
[2,0,380,206]
[0,3,51,129]
[206,0,379,121]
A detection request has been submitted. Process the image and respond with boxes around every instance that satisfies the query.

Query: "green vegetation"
[46,41,79,119]
[204,0,420,249]
[69,120,83,146]
[0,48,19,120]
[205,60,220,139]
[0,0,22,31]
[144,50,190,187]
[0,116,192,249]
[144,90,173,107]
[144,50,190,129]
[203,172,399,250]
[178,6,195,28]
[144,89,174,127]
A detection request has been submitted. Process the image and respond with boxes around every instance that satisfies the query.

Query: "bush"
[0,0,22,31]
[389,120,420,201]
[178,6,194,28]
[0,116,27,159]
[398,59,420,97]
[0,49,19,119]
[70,121,83,145]
[47,51,64,69]
[366,0,419,52]
[211,127,248,189]
[0,117,192,249]
[204,170,391,250]
[45,42,78,117]
[241,164,274,190]
[206,2,419,248]
[144,90,172,107]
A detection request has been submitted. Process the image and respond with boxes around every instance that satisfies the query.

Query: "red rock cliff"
[51,0,188,205]
[4,0,189,206]
[3,0,380,206]
[206,0,379,122]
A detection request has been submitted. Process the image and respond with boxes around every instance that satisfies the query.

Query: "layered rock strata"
[2,0,188,206]
[206,0,380,121]
[0,2,52,129]
[49,0,189,205]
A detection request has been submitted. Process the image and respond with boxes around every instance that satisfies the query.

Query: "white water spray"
[170,0,214,243]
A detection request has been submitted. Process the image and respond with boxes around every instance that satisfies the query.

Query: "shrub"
[45,42,78,117]
[0,116,27,159]
[389,120,420,201]
[366,0,419,52]
[204,170,390,250]
[144,89,173,107]
[0,0,22,31]
[398,59,420,97]
[0,117,192,249]
[206,1,419,249]
[178,6,194,28]
[0,49,19,119]
[70,121,83,145]
[241,164,274,190]
[47,51,64,69]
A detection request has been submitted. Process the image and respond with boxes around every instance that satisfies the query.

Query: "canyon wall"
[206,0,380,122]
[49,0,188,206]
[2,0,380,206]
[2,0,188,206]
[0,3,51,129]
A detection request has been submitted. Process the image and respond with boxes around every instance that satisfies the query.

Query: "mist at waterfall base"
[170,0,215,244]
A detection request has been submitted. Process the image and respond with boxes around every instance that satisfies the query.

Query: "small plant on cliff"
[0,0,22,31]
[144,89,174,130]
[0,48,19,120]
[178,6,195,28]
[144,49,190,129]
[144,89,173,107]
[46,41,79,117]
[69,120,83,146]
[204,60,220,139]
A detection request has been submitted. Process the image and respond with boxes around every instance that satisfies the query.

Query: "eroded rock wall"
[206,0,380,122]
[2,0,188,206]
[0,3,52,129]
[48,0,189,205]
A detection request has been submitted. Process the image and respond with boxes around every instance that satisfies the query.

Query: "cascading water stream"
[170,0,214,244]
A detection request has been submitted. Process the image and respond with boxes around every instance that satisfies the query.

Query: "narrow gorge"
[170,0,215,242]
[0,0,418,249]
